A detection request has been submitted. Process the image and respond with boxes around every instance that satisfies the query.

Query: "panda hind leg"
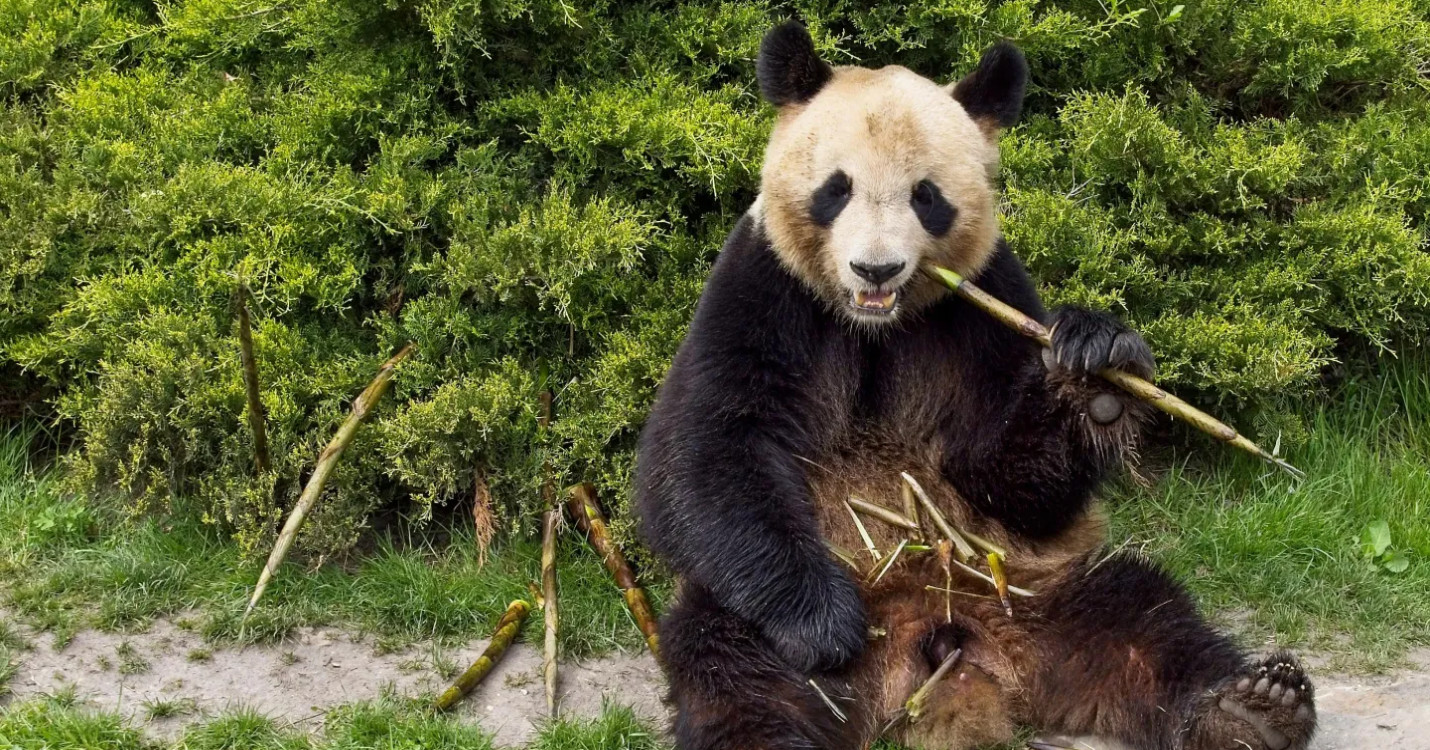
[1019,552,1316,750]
[659,583,867,750]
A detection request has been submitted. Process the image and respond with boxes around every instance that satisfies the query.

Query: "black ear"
[951,42,1028,129]
[757,21,832,106]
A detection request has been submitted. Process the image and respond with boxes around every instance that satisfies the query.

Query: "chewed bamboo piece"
[567,483,661,658]
[882,647,963,734]
[849,496,920,533]
[902,473,977,562]
[435,599,531,710]
[986,552,1013,617]
[927,266,1304,479]
[246,343,415,616]
[845,499,882,561]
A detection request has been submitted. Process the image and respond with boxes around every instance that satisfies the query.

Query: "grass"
[0,423,669,657]
[1107,355,1430,671]
[0,696,663,750]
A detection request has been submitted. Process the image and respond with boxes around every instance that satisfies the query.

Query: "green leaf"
[1363,520,1393,557]
[1380,552,1410,574]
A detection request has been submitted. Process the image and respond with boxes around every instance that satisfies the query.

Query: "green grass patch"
[0,697,666,750]
[0,425,668,657]
[1108,356,1430,670]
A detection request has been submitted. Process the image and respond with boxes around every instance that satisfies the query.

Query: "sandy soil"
[2,616,1424,749]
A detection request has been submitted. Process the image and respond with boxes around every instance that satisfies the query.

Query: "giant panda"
[635,21,1317,750]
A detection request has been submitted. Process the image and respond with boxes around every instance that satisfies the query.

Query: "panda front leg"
[660,582,872,750]
[943,306,1156,540]
[1018,552,1317,750]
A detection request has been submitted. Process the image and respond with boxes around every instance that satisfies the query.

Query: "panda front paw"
[1047,307,1154,381]
[758,564,868,674]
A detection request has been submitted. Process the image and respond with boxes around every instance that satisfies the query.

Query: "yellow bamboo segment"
[567,483,661,658]
[434,599,531,710]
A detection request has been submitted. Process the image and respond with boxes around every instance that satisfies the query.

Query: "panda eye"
[810,170,852,228]
[910,179,956,237]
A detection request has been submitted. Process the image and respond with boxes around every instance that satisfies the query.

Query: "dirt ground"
[2,616,1425,749]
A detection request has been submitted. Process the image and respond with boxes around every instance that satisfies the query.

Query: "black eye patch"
[810,171,852,227]
[911,179,956,237]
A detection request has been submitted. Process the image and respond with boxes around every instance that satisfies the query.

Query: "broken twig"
[235,283,271,475]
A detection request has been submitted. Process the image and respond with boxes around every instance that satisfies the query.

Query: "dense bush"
[3,0,1428,555]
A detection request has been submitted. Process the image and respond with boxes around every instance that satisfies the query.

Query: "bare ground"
[2,616,1425,749]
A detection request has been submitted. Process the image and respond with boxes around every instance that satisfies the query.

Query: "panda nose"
[850,261,906,285]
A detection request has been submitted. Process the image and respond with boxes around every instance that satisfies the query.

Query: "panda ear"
[757,21,832,106]
[950,42,1028,130]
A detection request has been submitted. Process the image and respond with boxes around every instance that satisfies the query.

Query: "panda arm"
[938,243,1151,539]
[634,219,867,673]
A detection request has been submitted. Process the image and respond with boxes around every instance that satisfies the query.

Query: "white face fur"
[756,54,1014,328]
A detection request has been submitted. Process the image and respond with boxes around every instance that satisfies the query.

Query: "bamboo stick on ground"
[235,283,271,475]
[927,266,1304,479]
[245,343,415,616]
[540,506,559,715]
[434,599,531,710]
[538,390,559,716]
[566,483,661,658]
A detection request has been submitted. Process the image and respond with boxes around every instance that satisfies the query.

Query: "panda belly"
[804,436,1110,745]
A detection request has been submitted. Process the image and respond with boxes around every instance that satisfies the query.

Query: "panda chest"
[802,334,983,555]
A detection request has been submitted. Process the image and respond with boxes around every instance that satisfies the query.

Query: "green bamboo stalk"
[928,266,1304,479]
[902,472,977,562]
[245,343,415,616]
[434,599,531,710]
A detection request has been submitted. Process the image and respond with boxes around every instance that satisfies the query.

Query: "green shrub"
[2,0,1429,555]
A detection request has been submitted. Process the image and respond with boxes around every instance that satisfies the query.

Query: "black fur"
[912,179,956,236]
[636,217,1142,673]
[810,170,852,227]
[951,41,1029,129]
[757,21,833,105]
[636,217,1314,750]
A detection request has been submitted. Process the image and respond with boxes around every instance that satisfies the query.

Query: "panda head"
[755,21,1027,327]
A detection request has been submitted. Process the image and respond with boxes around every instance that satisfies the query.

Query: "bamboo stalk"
[566,483,660,658]
[987,552,1013,617]
[236,283,271,475]
[434,599,531,710]
[938,540,952,623]
[245,343,415,616]
[538,391,559,716]
[927,266,1304,479]
[902,473,977,562]
[848,496,920,533]
[962,528,1008,559]
[540,499,559,716]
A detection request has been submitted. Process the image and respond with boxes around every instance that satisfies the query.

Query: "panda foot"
[1201,652,1316,750]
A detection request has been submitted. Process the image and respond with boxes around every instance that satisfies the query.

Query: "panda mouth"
[851,289,899,315]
